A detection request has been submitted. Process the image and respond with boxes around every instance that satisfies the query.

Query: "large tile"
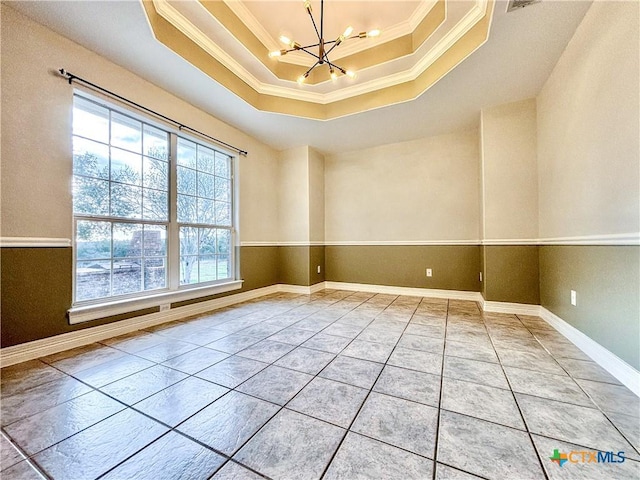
[443,356,509,389]
[445,329,492,347]
[324,432,434,480]
[575,379,640,417]
[497,348,567,376]
[322,323,365,339]
[540,339,592,361]
[352,392,438,458]
[195,356,268,388]
[1,434,24,471]
[161,347,229,375]
[341,339,395,363]
[134,377,228,426]
[135,339,199,363]
[210,461,263,479]
[505,366,595,407]
[435,464,483,479]
[236,340,295,363]
[405,323,445,339]
[531,434,640,480]
[0,460,45,480]
[101,331,169,353]
[102,431,225,480]
[293,317,334,333]
[73,354,154,388]
[373,365,441,407]
[302,333,352,354]
[33,408,168,480]
[444,339,499,364]
[607,411,640,451]
[177,328,230,346]
[440,377,524,430]
[387,347,442,375]
[5,390,125,456]
[357,327,403,345]
[41,343,127,374]
[1,375,93,426]
[274,347,335,375]
[1,360,66,398]
[288,377,368,428]
[397,334,444,354]
[516,393,638,460]
[234,409,344,480]
[177,391,279,455]
[319,355,383,390]
[437,410,545,479]
[206,334,262,354]
[236,365,312,405]
[239,323,285,339]
[267,327,316,346]
[101,365,188,405]
[555,357,622,385]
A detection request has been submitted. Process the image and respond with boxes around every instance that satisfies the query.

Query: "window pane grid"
[73,94,234,304]
[75,220,168,302]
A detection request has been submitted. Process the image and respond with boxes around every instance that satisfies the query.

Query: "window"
[72,94,236,307]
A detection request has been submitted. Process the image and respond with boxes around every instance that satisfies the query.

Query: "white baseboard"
[480,299,542,316]
[0,285,281,368]
[539,307,640,397]
[323,281,483,302]
[0,283,337,367]
[277,283,326,295]
[3,280,638,399]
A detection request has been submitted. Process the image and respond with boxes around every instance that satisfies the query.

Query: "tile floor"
[1,290,639,480]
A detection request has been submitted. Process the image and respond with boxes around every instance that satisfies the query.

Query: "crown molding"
[223,0,439,67]
[152,0,489,105]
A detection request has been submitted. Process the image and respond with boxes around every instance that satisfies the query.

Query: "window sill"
[68,280,244,325]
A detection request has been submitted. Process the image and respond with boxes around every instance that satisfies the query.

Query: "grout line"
[0,430,51,480]
[482,317,550,480]
[12,291,637,479]
[318,293,420,479]
[431,298,449,480]
[514,315,640,458]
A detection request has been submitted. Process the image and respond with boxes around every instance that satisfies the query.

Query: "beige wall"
[536,2,640,369]
[540,246,639,370]
[537,0,640,239]
[308,147,325,244]
[481,99,538,240]
[325,129,480,242]
[277,146,310,243]
[0,4,280,243]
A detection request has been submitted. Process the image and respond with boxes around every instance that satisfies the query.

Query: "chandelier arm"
[298,48,323,61]
[304,60,321,77]
[325,59,346,74]
[307,9,321,41]
[323,42,340,58]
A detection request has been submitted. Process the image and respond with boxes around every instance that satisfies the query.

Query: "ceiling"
[6,0,591,155]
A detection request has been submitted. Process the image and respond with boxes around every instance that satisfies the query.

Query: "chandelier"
[269,0,381,84]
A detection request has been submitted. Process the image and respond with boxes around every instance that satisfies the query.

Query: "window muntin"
[72,94,235,304]
[176,138,233,285]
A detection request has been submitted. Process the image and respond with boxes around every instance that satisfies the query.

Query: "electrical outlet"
[479,272,483,282]
[160,304,171,312]
[317,265,321,274]
[426,268,432,277]
[570,290,577,306]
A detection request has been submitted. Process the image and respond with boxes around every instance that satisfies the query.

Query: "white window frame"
[68,91,242,324]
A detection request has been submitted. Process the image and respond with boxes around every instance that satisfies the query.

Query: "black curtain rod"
[58,69,248,156]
